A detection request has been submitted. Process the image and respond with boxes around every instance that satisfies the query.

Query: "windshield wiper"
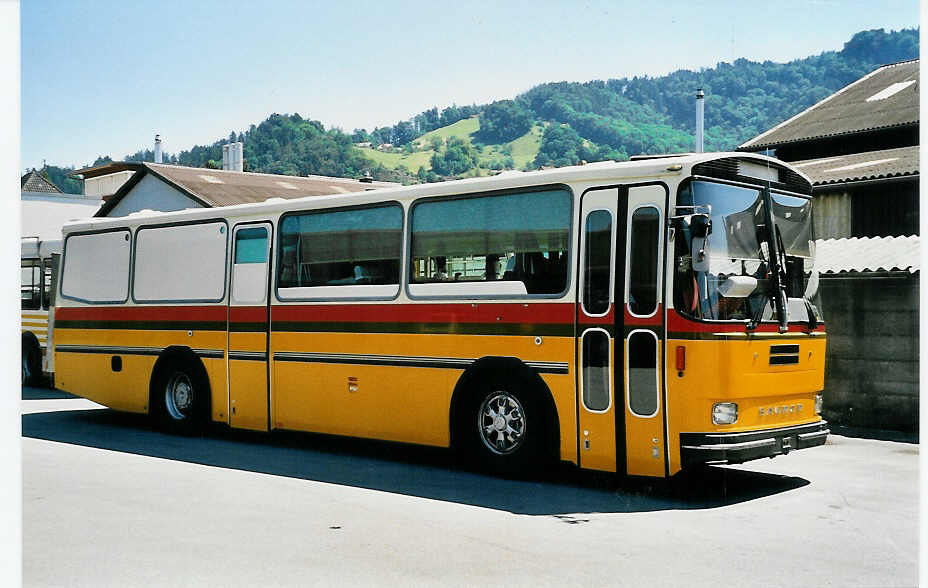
[762,184,789,333]
[803,297,818,331]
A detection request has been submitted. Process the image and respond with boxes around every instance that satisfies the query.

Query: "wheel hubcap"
[478,392,526,455]
[165,372,194,420]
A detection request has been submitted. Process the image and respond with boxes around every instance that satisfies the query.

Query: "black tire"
[457,373,549,475]
[152,359,208,435]
[21,336,42,387]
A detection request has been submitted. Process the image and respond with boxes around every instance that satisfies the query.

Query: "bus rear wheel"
[153,360,207,435]
[460,381,547,475]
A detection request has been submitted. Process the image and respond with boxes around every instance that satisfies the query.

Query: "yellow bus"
[52,152,828,477]
[22,237,60,386]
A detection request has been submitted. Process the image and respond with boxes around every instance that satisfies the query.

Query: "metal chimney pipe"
[154,134,163,163]
[234,142,244,172]
[695,89,705,153]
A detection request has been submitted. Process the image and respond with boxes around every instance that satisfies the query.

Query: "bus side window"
[582,210,612,315]
[627,206,660,316]
[277,204,402,292]
[409,189,571,294]
[232,227,269,304]
[21,260,39,310]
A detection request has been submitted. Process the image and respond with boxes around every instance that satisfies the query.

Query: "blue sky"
[21,0,919,170]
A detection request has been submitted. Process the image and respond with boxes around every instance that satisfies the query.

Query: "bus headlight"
[814,394,823,415]
[712,402,738,425]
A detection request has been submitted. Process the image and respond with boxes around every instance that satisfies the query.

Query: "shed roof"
[739,59,919,150]
[88,162,397,217]
[791,145,919,186]
[21,170,62,193]
[815,235,919,274]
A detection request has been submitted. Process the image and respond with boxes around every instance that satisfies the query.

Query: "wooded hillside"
[44,28,918,191]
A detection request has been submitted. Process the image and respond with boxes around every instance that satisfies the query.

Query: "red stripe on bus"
[666,312,819,334]
[624,305,664,326]
[577,305,614,325]
[271,303,575,325]
[56,302,576,325]
[55,305,227,322]
[230,306,267,322]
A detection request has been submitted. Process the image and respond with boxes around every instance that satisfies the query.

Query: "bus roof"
[60,152,806,234]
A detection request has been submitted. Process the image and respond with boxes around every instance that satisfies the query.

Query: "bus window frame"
[59,226,133,306]
[274,201,405,303]
[580,207,616,318]
[624,203,664,320]
[672,175,818,326]
[625,328,661,419]
[21,258,40,310]
[580,326,613,413]
[404,183,575,301]
[130,218,230,305]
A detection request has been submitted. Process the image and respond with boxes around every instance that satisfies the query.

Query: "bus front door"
[227,222,273,431]
[621,184,668,477]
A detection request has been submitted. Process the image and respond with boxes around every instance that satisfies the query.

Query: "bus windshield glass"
[674,180,819,323]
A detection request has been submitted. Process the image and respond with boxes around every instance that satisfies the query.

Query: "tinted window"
[278,205,402,288]
[582,330,610,411]
[628,330,658,416]
[410,189,570,295]
[628,207,660,315]
[235,227,268,264]
[583,210,612,314]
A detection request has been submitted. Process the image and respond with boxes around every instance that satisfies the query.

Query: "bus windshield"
[674,180,819,324]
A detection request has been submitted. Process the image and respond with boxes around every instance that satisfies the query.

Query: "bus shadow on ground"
[21,387,78,400]
[22,405,809,516]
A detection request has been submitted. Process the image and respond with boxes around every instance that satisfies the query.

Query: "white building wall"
[106,172,203,217]
[84,171,135,198]
[21,194,102,241]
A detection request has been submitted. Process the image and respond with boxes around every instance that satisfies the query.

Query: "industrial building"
[739,59,920,436]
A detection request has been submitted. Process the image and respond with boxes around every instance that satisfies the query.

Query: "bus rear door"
[227,222,272,431]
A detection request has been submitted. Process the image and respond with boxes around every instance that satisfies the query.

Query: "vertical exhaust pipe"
[233,142,243,172]
[695,89,705,153]
[154,134,163,163]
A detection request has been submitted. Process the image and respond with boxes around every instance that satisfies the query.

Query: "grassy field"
[412,117,480,148]
[355,116,543,174]
[354,146,433,171]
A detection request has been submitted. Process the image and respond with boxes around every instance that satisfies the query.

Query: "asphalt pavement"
[21,388,919,587]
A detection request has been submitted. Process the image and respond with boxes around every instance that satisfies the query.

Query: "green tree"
[430,136,479,176]
[478,99,531,142]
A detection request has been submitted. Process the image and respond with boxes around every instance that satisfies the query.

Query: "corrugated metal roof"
[739,59,919,150]
[94,162,398,216]
[20,170,62,193]
[815,235,919,274]
[144,163,397,207]
[791,145,919,185]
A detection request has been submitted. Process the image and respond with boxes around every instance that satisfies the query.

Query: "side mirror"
[690,213,712,272]
[718,275,758,298]
[690,213,712,239]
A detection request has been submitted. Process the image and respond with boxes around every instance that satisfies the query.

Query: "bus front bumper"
[680,421,829,468]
